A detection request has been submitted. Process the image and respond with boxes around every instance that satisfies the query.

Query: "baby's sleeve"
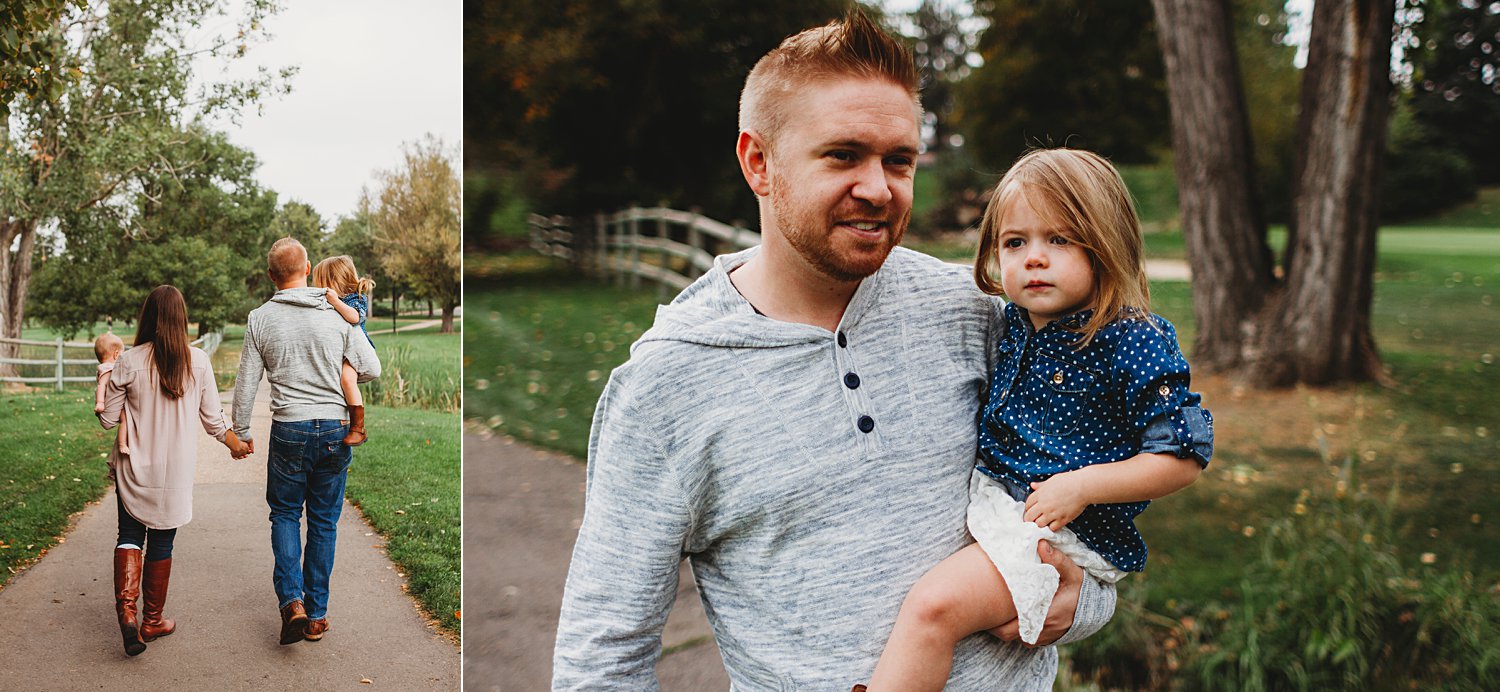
[1117,317,1214,467]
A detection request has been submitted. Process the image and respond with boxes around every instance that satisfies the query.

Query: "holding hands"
[1024,472,1089,532]
[225,429,254,459]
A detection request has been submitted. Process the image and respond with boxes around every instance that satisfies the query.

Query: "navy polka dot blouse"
[976,303,1215,572]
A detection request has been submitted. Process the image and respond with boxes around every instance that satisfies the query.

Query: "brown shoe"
[114,548,146,656]
[279,600,308,645]
[140,557,176,641]
[303,617,330,641]
[343,405,367,446]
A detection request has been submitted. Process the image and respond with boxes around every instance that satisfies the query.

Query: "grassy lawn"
[344,403,461,634]
[465,259,657,459]
[0,391,114,584]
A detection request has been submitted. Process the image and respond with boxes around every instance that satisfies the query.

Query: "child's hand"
[325,288,339,304]
[1024,472,1090,532]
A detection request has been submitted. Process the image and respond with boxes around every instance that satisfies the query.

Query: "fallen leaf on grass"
[360,678,372,684]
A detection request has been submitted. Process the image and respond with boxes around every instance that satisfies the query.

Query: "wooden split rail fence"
[0,332,222,391]
[529,207,760,295]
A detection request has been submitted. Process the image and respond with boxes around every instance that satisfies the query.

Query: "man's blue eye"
[886,156,913,167]
[829,151,855,162]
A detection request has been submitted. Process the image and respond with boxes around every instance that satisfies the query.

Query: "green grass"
[0,391,115,585]
[464,259,658,459]
[344,403,461,635]
[363,329,463,412]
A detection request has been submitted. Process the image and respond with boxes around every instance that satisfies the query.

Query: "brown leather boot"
[114,547,146,656]
[140,557,176,641]
[279,600,308,645]
[343,405,367,446]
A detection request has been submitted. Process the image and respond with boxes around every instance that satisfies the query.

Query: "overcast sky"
[197,0,462,222]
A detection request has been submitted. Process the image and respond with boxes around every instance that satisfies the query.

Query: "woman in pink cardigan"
[97,285,249,656]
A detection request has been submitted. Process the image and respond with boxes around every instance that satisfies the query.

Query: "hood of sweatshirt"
[632,247,889,352]
[268,286,333,309]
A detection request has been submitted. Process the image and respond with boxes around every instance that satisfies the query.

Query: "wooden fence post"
[628,209,641,290]
[613,212,626,287]
[657,213,670,301]
[686,214,702,280]
[55,337,65,391]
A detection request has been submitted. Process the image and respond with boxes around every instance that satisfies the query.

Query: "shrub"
[1185,459,1499,690]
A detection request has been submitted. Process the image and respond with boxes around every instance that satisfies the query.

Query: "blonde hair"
[267,237,308,283]
[974,148,1150,347]
[93,332,123,362]
[738,8,920,150]
[312,255,376,297]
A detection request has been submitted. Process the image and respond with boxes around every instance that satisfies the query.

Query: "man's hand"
[989,541,1083,646]
[1024,471,1089,532]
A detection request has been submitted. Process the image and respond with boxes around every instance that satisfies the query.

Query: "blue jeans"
[267,419,351,620]
[117,493,176,562]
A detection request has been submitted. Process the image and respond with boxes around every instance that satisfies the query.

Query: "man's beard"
[769,180,908,283]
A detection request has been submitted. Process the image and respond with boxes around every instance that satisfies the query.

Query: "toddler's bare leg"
[867,543,1020,692]
[341,361,363,407]
[118,409,129,454]
[341,360,367,446]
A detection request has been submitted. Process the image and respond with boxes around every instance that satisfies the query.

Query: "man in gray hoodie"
[232,237,381,646]
[552,10,1114,690]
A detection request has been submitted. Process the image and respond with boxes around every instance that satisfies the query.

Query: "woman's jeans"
[117,493,176,562]
[266,419,352,621]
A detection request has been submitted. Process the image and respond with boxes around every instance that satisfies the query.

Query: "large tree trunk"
[441,300,456,334]
[0,218,39,378]
[1153,0,1393,387]
[1258,0,1392,385]
[1151,0,1276,372]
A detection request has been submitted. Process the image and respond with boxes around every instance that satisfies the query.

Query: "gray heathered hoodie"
[552,247,1115,690]
[231,287,381,441]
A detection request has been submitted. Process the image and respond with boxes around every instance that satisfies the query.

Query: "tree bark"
[0,218,38,378]
[1151,0,1276,372]
[1153,0,1393,387]
[441,300,456,334]
[1258,0,1392,385]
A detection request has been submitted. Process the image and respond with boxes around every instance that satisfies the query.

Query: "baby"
[94,332,129,456]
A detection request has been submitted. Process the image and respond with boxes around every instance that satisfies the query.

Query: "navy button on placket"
[857,415,875,433]
[844,372,860,389]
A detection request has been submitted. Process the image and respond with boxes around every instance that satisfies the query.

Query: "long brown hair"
[134,285,192,399]
[974,148,1151,347]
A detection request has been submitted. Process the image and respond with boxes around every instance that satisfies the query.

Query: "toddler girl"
[865,149,1215,690]
[311,255,377,446]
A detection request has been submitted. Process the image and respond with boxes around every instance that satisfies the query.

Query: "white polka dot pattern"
[975,304,1214,573]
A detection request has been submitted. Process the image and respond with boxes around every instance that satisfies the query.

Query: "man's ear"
[304,261,311,277]
[736,130,772,198]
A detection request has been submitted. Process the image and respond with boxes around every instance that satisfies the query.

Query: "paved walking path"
[463,431,730,691]
[0,383,460,689]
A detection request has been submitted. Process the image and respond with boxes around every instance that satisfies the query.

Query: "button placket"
[833,328,880,450]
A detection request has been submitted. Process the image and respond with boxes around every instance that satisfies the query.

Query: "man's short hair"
[738,9,920,149]
[267,237,307,283]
